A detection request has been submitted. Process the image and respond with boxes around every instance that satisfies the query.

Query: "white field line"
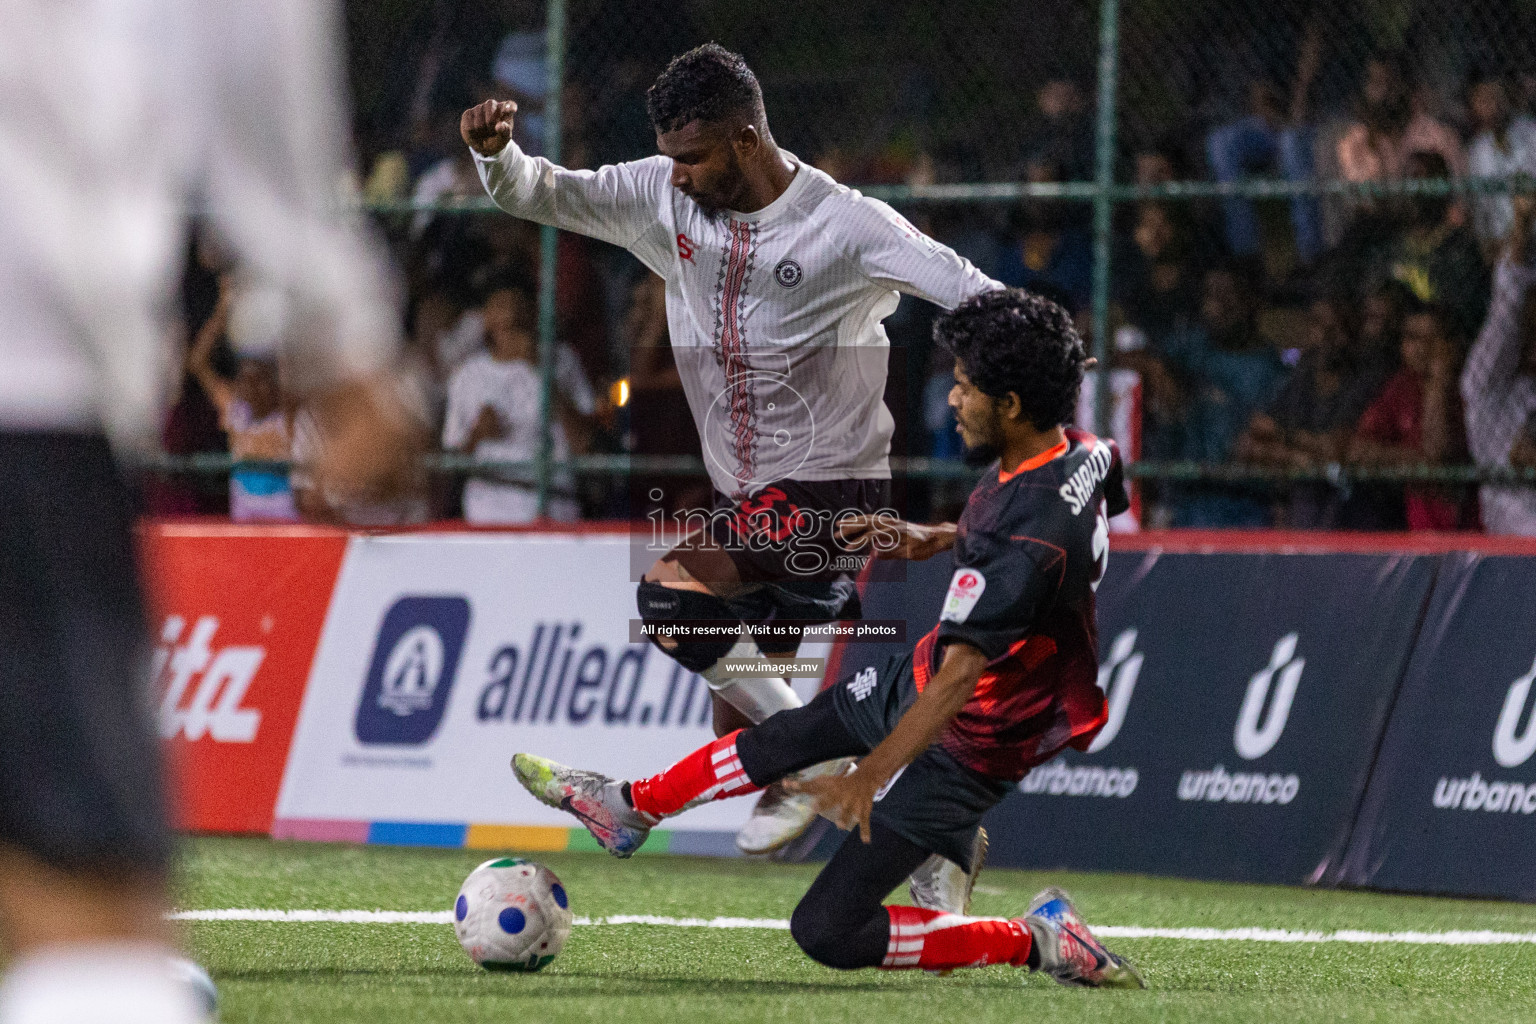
[168,910,1536,945]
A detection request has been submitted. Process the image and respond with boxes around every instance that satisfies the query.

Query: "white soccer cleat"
[735,757,855,855]
[512,753,655,858]
[1023,886,1146,989]
[909,826,989,915]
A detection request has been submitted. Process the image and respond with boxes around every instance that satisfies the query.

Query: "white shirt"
[0,0,398,449]
[1462,260,1536,535]
[1469,118,1536,246]
[473,143,1000,497]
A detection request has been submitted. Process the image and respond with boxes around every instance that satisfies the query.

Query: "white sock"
[0,944,206,1024]
[702,633,803,723]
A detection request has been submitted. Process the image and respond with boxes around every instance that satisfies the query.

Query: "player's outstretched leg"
[511,754,661,858]
[789,824,1145,987]
[513,688,869,858]
[512,729,769,858]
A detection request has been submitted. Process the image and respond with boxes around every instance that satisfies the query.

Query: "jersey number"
[1090,502,1110,592]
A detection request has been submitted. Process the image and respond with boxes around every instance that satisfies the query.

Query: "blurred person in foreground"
[1463,196,1536,535]
[0,2,419,1022]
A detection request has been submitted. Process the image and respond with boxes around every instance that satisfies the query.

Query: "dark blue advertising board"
[1341,554,1536,900]
[838,548,1437,884]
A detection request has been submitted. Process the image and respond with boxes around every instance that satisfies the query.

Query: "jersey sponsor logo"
[676,233,695,262]
[939,569,987,624]
[1234,633,1304,760]
[847,666,878,701]
[1492,653,1536,768]
[156,615,265,743]
[1059,440,1113,516]
[773,258,803,287]
[355,596,471,746]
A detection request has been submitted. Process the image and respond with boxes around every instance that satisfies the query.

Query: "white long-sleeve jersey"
[474,144,1000,497]
[0,0,398,449]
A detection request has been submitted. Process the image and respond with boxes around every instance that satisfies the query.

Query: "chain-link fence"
[152,0,1536,530]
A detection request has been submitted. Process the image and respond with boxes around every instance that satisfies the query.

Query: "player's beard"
[962,438,1003,467]
[959,412,1004,467]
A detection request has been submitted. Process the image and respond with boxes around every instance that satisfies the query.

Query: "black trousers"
[735,686,971,970]
[0,433,171,877]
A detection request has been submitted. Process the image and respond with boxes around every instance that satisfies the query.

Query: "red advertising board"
[138,524,348,833]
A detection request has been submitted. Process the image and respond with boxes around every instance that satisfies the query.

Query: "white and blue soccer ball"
[454,857,573,972]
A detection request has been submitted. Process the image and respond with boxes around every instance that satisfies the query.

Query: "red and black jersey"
[912,428,1130,781]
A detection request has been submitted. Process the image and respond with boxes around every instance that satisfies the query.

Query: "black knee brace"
[636,580,739,673]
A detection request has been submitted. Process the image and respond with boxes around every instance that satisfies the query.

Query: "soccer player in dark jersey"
[511,288,1143,986]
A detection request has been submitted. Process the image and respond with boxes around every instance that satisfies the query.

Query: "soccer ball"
[453,857,573,972]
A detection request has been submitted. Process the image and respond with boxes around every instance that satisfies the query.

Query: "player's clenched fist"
[460,99,518,157]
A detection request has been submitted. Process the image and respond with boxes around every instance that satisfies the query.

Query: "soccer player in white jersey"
[462,44,1001,897]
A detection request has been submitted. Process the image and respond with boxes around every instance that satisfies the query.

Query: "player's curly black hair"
[647,44,763,134]
[934,288,1088,431]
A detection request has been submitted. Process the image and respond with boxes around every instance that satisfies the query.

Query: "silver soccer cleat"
[909,826,989,915]
[735,757,856,855]
[512,753,654,858]
[1023,886,1146,989]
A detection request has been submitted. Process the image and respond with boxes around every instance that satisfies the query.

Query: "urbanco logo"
[1087,628,1142,753]
[1234,633,1304,760]
[355,596,471,746]
[1493,653,1536,769]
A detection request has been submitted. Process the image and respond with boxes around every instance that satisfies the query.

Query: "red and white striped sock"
[629,730,762,819]
[881,905,1032,971]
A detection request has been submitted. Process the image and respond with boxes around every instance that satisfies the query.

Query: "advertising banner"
[273,533,763,836]
[140,525,349,833]
[1341,554,1536,900]
[838,548,1436,884]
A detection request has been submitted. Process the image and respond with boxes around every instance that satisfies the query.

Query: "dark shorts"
[0,432,172,876]
[708,478,891,641]
[831,652,1013,867]
[738,651,1012,870]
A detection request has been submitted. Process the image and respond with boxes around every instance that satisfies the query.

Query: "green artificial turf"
[178,836,1536,1024]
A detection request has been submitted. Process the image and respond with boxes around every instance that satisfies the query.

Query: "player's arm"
[835,513,956,561]
[837,192,1002,309]
[461,99,668,258]
[789,641,986,842]
[185,282,236,418]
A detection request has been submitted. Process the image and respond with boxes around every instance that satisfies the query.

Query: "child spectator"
[186,277,297,523]
[1351,302,1475,531]
[1463,197,1536,535]
[442,281,595,524]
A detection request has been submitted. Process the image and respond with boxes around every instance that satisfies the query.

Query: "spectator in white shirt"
[442,282,595,523]
[1463,196,1536,535]
[1466,70,1536,257]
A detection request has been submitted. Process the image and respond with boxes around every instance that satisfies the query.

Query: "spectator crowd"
[149,19,1536,536]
